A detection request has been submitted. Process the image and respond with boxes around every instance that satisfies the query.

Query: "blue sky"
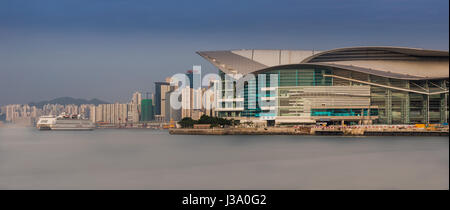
[0,0,448,105]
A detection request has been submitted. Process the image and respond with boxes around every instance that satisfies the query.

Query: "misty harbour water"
[0,127,448,190]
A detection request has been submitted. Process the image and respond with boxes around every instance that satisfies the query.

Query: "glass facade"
[311,108,379,117]
[216,66,449,125]
[261,69,332,87]
[242,78,260,117]
[140,99,154,121]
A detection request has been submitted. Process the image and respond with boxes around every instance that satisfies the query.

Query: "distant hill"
[29,97,109,108]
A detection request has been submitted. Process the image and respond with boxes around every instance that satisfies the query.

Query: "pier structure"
[170,124,449,136]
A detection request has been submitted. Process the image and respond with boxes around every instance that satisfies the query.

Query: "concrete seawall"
[170,127,449,136]
[364,131,448,136]
[169,127,310,135]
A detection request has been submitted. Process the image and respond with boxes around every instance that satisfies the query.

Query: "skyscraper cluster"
[155,66,216,123]
[0,65,217,127]
[89,66,217,126]
[90,91,143,125]
[0,104,91,126]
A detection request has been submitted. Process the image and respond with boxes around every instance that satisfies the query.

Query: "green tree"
[178,117,197,128]
[180,115,240,128]
[198,115,212,124]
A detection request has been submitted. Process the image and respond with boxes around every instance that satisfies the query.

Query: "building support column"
[405,82,410,124]
[349,72,352,86]
[321,70,326,86]
[423,81,429,125]
[386,80,392,124]
[442,80,448,124]
[440,93,447,124]
[367,75,372,124]
[439,80,448,124]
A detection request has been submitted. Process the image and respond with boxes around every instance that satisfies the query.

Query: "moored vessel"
[36,113,95,131]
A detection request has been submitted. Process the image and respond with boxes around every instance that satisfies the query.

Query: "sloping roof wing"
[197,47,449,80]
[301,46,449,63]
[196,51,268,75]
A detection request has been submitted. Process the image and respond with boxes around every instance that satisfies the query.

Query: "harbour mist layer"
[0,128,448,189]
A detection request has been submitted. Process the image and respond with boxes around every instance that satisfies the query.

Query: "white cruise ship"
[36,113,95,131]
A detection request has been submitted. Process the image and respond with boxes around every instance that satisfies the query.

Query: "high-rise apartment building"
[154,82,170,116]
[132,91,142,105]
[164,86,181,122]
[140,99,154,121]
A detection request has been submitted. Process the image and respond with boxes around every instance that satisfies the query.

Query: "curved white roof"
[197,46,449,80]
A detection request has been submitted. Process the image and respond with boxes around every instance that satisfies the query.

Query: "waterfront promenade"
[169,125,449,136]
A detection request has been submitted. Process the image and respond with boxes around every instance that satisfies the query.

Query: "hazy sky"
[0,0,448,105]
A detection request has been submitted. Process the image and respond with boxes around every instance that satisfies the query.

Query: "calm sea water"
[0,127,448,189]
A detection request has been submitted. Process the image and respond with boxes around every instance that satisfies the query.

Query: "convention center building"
[197,47,449,125]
